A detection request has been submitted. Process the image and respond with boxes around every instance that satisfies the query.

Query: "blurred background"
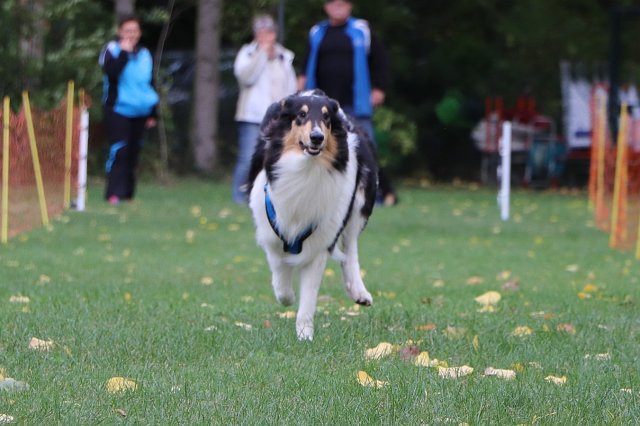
[2,0,640,187]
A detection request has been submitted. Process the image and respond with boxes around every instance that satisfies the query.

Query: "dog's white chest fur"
[266,150,356,247]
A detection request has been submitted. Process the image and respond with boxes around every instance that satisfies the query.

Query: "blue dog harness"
[264,184,315,255]
[263,181,359,256]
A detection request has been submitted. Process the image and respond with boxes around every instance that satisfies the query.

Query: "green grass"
[1,178,639,425]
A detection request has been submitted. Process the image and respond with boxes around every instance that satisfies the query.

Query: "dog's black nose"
[310,131,324,145]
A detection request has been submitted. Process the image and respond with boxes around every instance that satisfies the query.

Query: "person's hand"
[120,37,136,52]
[255,29,276,58]
[297,76,307,92]
[145,117,157,128]
[371,89,385,108]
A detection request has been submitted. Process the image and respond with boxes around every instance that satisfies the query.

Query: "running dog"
[247,90,378,341]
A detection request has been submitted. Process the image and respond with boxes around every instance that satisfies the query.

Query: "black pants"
[104,110,147,200]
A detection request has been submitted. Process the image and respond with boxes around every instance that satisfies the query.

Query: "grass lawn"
[1,178,639,425]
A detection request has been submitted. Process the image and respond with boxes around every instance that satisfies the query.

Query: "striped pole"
[2,97,9,243]
[22,91,49,227]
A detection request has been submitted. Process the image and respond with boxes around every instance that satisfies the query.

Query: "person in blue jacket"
[298,0,397,205]
[99,15,159,205]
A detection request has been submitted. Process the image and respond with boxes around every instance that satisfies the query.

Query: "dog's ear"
[311,88,327,97]
[259,101,283,133]
[328,98,340,115]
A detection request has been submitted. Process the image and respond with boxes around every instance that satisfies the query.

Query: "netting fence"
[1,82,88,242]
[589,84,640,258]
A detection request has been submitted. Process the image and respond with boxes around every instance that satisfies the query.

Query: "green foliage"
[0,181,639,424]
[0,0,110,108]
[373,107,418,172]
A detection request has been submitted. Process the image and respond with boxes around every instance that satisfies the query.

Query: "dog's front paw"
[275,290,296,306]
[354,289,373,306]
[296,320,314,341]
[346,284,373,306]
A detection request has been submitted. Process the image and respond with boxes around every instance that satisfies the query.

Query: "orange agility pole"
[610,104,629,249]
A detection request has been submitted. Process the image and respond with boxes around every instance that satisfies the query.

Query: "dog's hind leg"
[266,251,295,306]
[340,216,373,306]
[296,253,328,341]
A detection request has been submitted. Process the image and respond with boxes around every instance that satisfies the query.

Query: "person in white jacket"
[232,15,297,203]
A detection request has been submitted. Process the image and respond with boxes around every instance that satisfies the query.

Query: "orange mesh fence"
[590,90,640,257]
[0,89,84,240]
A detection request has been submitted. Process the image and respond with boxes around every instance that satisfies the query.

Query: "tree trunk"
[115,0,136,20]
[192,0,221,174]
[18,0,45,61]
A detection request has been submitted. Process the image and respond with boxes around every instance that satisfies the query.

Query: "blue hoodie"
[99,41,159,118]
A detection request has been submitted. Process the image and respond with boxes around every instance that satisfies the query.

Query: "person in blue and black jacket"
[297,0,397,206]
[99,15,159,205]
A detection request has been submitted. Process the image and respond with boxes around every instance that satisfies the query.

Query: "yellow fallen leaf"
[545,375,567,385]
[356,371,388,388]
[234,322,253,330]
[577,292,591,300]
[9,295,30,303]
[582,283,599,293]
[474,291,501,306]
[190,205,202,217]
[0,414,15,425]
[477,304,496,313]
[28,337,54,351]
[0,368,5,381]
[511,362,525,372]
[344,305,361,317]
[364,342,396,360]
[556,323,576,335]
[376,291,397,300]
[200,276,214,285]
[484,367,516,380]
[123,292,132,303]
[466,276,484,285]
[512,326,533,337]
[584,353,611,361]
[565,264,579,272]
[472,335,479,351]
[276,311,296,319]
[106,377,138,393]
[38,274,51,285]
[496,270,511,281]
[415,323,437,332]
[438,365,474,379]
[432,279,445,288]
[414,351,440,367]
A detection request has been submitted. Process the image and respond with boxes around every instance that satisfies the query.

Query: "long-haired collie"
[247,90,378,341]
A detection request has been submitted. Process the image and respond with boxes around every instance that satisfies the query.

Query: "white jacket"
[234,41,297,123]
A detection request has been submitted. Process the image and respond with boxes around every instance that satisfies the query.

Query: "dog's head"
[263,90,347,159]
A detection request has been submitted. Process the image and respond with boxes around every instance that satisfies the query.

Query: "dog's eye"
[298,111,307,119]
[322,112,330,121]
